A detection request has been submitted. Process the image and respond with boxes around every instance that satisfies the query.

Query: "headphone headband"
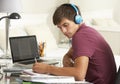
[70,4,79,15]
[69,4,83,24]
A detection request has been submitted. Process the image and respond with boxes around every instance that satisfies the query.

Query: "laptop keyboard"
[19,60,35,64]
[3,68,24,73]
[19,59,46,65]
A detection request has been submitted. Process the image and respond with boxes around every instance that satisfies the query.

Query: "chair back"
[115,66,120,84]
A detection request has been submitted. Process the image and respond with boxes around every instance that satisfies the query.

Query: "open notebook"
[20,69,91,83]
[20,69,75,83]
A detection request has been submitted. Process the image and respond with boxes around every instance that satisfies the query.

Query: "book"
[21,69,92,83]
[20,69,75,83]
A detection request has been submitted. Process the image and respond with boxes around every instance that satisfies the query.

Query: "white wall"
[69,0,117,12]
[21,0,69,13]
[113,0,120,24]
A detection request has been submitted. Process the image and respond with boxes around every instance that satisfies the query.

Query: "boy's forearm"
[46,64,84,81]
[46,65,74,76]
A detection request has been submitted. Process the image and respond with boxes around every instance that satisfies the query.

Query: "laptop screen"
[9,35,40,63]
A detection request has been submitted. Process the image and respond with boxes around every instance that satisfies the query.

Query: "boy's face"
[57,18,80,38]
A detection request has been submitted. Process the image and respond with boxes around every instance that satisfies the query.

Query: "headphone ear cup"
[75,15,83,24]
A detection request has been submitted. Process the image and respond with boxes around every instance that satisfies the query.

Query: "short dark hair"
[53,3,81,25]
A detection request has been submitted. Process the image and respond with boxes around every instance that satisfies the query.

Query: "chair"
[115,66,120,84]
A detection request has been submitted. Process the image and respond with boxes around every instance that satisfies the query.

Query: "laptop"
[3,35,58,73]
[9,35,58,65]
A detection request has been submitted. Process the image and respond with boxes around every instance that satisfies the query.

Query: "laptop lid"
[9,35,40,63]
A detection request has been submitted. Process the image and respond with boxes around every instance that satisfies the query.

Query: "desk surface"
[0,58,92,84]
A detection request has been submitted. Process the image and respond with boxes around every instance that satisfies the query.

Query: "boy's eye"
[63,23,69,27]
[57,23,69,29]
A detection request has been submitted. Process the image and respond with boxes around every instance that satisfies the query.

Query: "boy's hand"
[32,62,48,74]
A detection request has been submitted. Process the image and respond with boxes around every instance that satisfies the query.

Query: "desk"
[0,58,92,84]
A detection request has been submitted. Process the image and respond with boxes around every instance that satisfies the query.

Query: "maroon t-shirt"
[72,23,116,84]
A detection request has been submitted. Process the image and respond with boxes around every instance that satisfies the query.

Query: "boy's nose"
[61,27,67,33]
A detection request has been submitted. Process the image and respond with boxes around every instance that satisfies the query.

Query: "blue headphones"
[70,4,83,24]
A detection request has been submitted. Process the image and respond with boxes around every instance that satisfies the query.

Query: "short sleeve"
[72,32,96,60]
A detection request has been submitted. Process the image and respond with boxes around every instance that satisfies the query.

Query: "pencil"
[34,57,37,63]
